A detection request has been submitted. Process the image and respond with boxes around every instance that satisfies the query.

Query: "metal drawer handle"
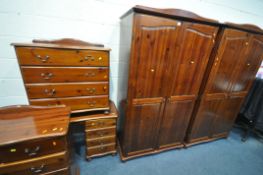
[36,55,50,63]
[44,89,56,96]
[41,73,53,80]
[85,72,96,77]
[30,164,45,174]
[25,146,40,157]
[84,55,95,61]
[87,88,96,94]
[88,101,96,107]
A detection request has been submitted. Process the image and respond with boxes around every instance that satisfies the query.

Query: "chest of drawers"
[0,105,71,175]
[12,39,110,113]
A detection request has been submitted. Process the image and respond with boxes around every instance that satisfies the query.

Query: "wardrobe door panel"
[168,22,218,96]
[212,95,245,137]
[205,29,249,95]
[188,95,224,142]
[230,35,263,93]
[132,15,180,98]
[158,96,195,148]
[124,98,163,155]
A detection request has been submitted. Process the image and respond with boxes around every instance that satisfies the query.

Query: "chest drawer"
[21,67,109,83]
[86,143,115,156]
[0,152,68,175]
[85,118,116,130]
[16,47,109,66]
[86,136,115,147]
[85,127,115,139]
[30,96,109,111]
[0,137,66,164]
[41,167,70,175]
[26,82,109,99]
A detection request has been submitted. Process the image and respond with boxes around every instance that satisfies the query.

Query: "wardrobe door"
[158,22,218,147]
[187,29,250,143]
[130,14,180,99]
[124,98,163,156]
[230,34,263,94]
[123,14,180,155]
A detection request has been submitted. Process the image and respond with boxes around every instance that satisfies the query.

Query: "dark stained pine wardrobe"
[117,6,263,160]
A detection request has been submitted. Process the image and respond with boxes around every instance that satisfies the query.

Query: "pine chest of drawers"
[0,105,71,175]
[12,39,110,113]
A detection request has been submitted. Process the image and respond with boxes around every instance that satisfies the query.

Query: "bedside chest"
[12,38,110,113]
[0,105,71,175]
[71,101,118,160]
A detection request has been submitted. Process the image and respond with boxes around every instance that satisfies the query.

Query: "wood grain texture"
[0,151,68,175]
[0,105,70,146]
[21,67,109,83]
[30,95,109,111]
[0,137,66,164]
[26,82,108,99]
[16,47,109,66]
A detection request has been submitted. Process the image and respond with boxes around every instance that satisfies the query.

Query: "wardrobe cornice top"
[122,5,263,34]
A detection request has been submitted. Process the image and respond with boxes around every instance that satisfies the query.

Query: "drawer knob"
[44,88,56,96]
[30,164,45,174]
[98,57,102,60]
[100,146,105,150]
[247,63,251,66]
[41,73,53,80]
[24,146,40,157]
[85,72,96,77]
[150,69,155,72]
[190,60,195,64]
[87,88,96,94]
[36,55,50,63]
[103,86,107,91]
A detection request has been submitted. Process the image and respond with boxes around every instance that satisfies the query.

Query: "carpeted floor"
[71,128,263,175]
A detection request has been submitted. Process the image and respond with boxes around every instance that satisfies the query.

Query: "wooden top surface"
[0,105,70,146]
[122,5,263,34]
[11,38,111,51]
[70,101,118,123]
[121,5,219,24]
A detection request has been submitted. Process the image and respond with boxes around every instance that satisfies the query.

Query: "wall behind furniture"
[0,0,262,107]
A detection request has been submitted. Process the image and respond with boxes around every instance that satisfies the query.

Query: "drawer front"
[16,47,109,66]
[0,137,66,164]
[21,67,109,83]
[85,118,116,130]
[86,136,116,147]
[27,82,109,99]
[30,96,109,111]
[85,127,115,139]
[43,167,70,175]
[0,152,68,175]
[87,143,115,156]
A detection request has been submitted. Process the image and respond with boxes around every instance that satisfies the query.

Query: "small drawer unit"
[70,101,118,160]
[0,105,71,175]
[12,38,111,113]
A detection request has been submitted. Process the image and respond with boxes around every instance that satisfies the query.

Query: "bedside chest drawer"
[85,118,116,130]
[30,96,109,111]
[21,67,109,83]
[0,137,66,164]
[26,82,109,99]
[0,152,68,175]
[16,47,109,66]
[86,143,115,156]
[85,127,115,139]
[86,136,115,147]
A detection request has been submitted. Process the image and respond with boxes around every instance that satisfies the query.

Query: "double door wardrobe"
[118,6,263,160]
